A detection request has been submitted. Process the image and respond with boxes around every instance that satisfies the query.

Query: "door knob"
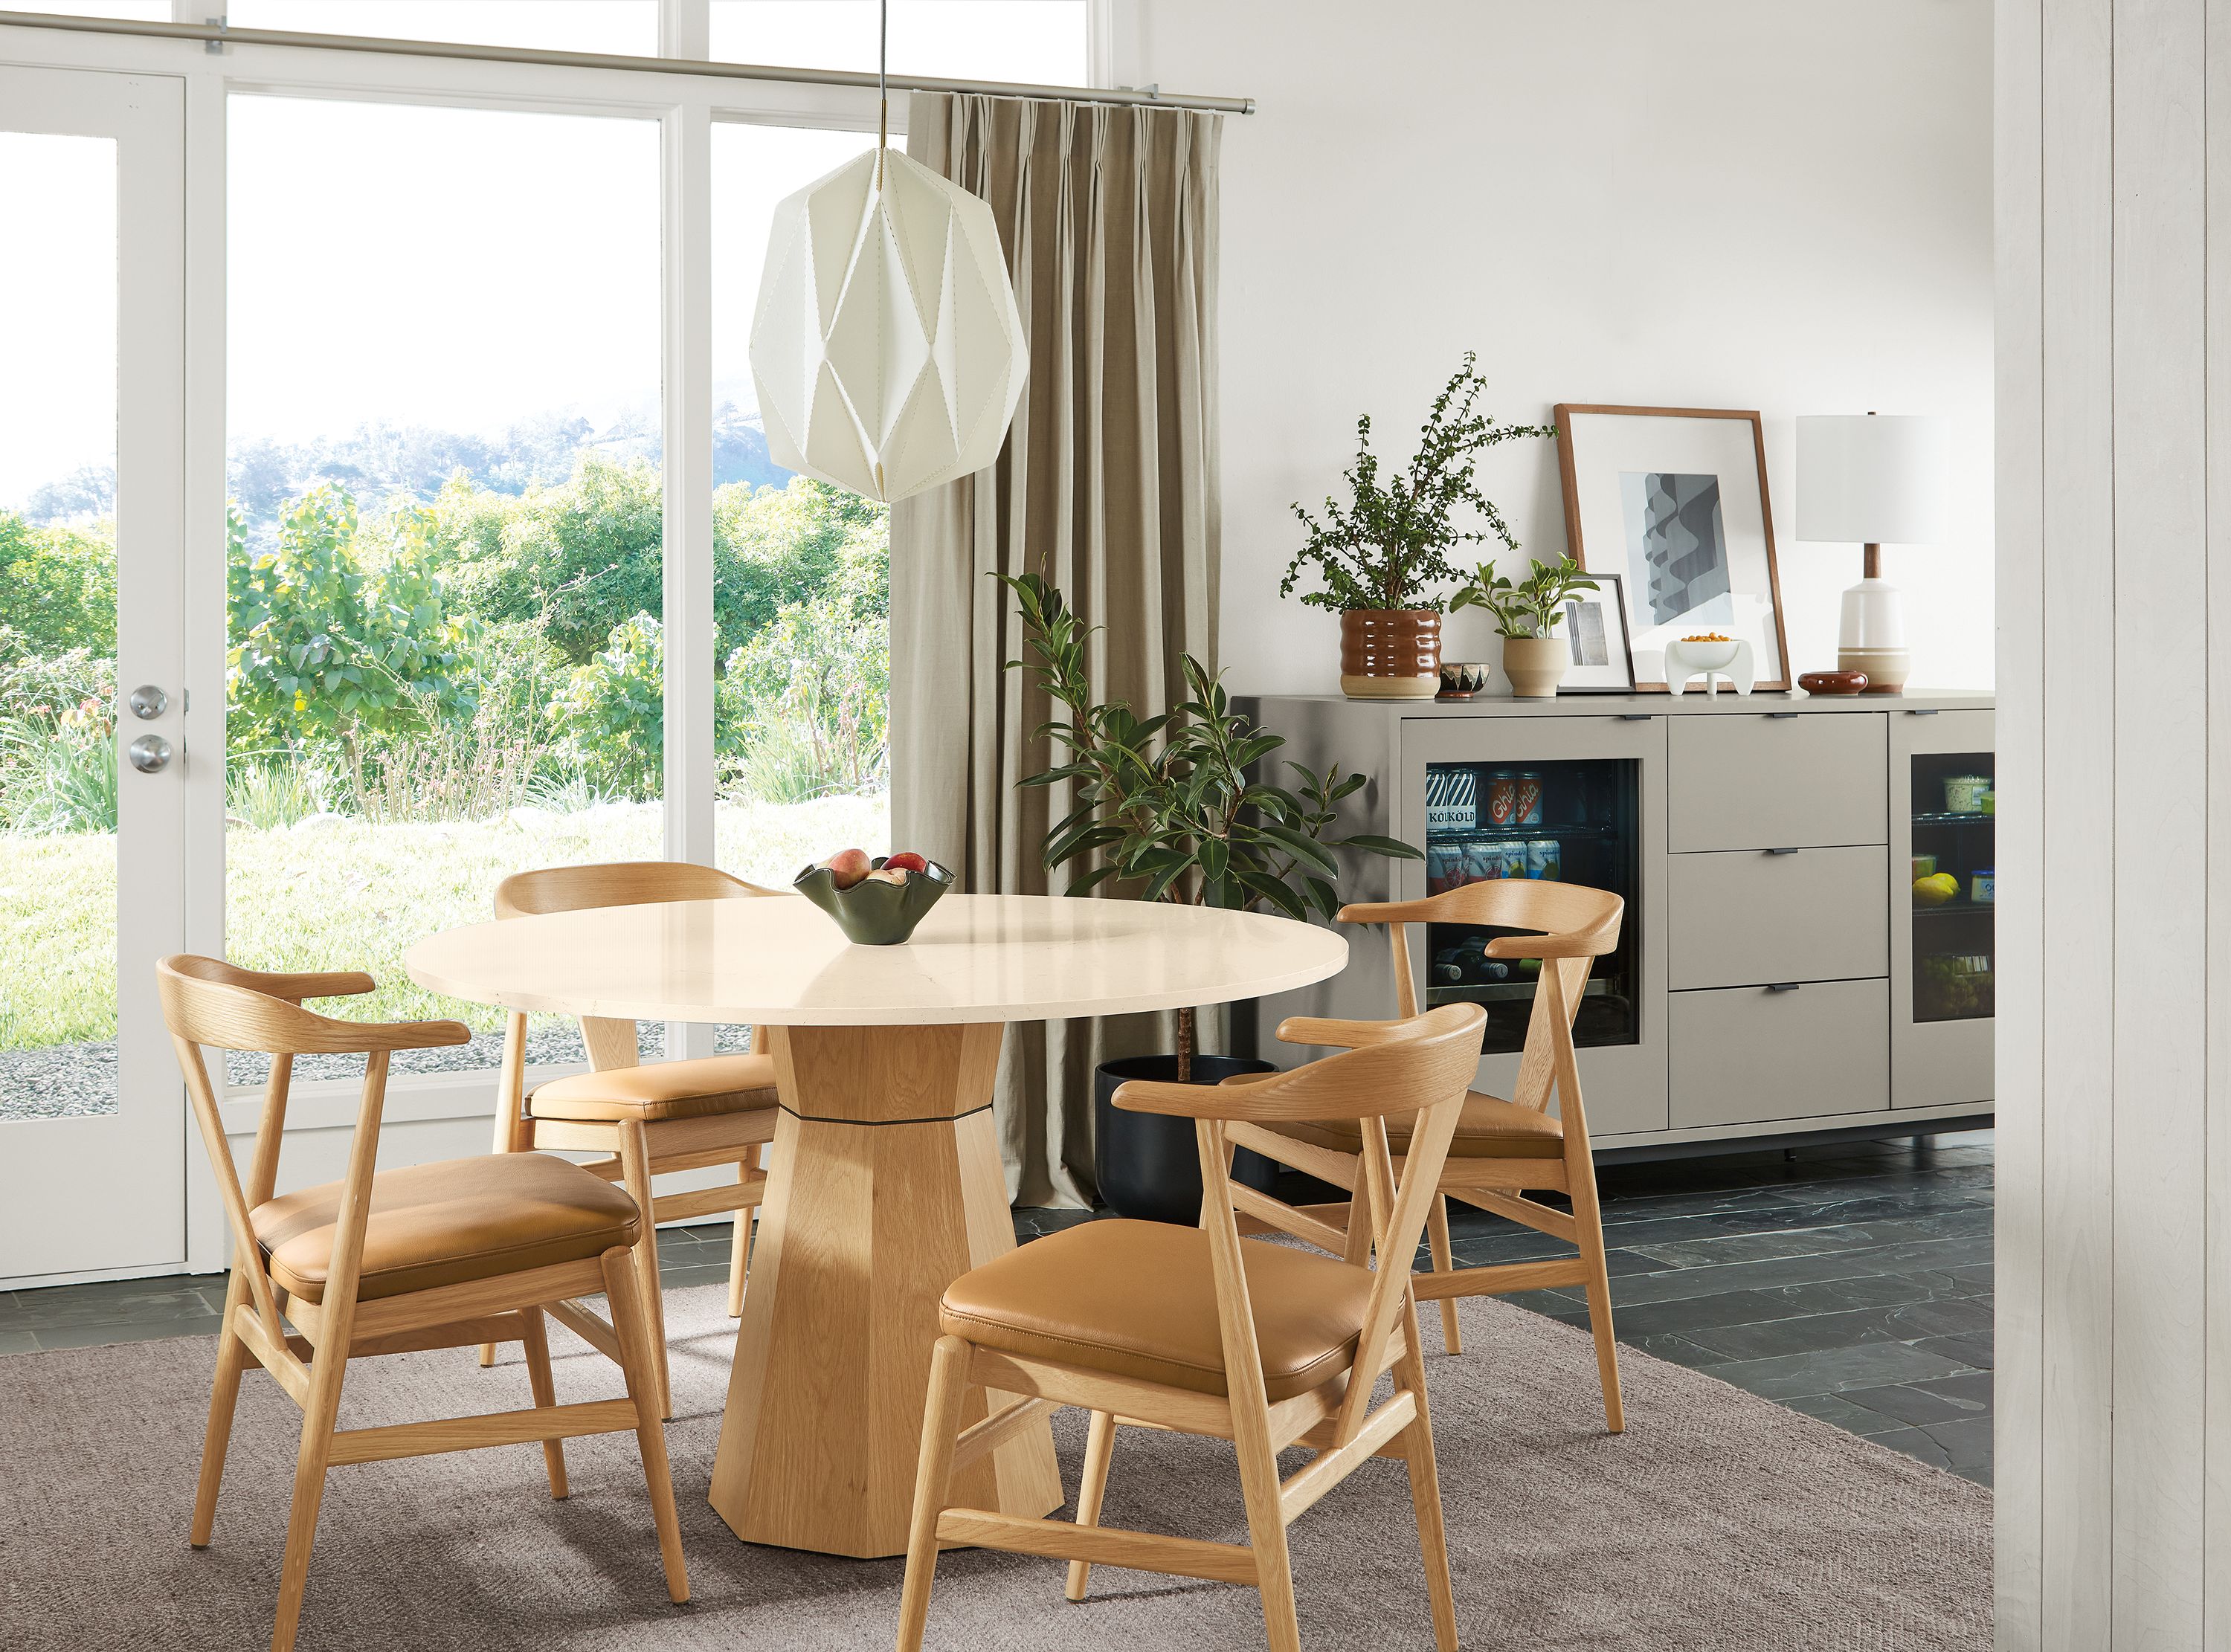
[126,684,169,720]
[127,734,173,773]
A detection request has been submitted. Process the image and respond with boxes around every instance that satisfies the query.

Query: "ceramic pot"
[1500,634,1571,698]
[1094,1054,1280,1222]
[1339,608,1440,699]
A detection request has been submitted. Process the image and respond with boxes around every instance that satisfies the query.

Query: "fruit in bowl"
[795,850,955,944]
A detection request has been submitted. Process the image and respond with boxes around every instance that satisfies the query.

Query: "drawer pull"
[1617,713,1652,721]
[1765,712,1800,720]
[1766,982,1803,993]
[1907,709,1939,716]
[1765,846,1801,856]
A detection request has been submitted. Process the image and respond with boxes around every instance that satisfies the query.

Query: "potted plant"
[1001,571,1422,1222]
[1284,352,1553,699]
[1451,553,1600,697]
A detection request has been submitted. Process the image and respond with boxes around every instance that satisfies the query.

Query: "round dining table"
[405,891,1349,1558]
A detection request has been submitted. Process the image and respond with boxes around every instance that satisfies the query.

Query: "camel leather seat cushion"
[1267,1089,1566,1160]
[939,1219,1377,1401]
[251,1153,643,1304]
[528,1052,781,1124]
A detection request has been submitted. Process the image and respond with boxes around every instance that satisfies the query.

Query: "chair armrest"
[1273,1015,1425,1049]
[272,969,379,1001]
[1482,933,1607,960]
[1334,900,1436,926]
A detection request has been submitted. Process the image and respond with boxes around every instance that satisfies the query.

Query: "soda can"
[1464,842,1502,883]
[1485,769,1519,827]
[1526,837,1562,881]
[1426,845,1458,896]
[1514,770,1545,826]
[1494,839,1528,880]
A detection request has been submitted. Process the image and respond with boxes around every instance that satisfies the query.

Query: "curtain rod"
[0,10,1256,114]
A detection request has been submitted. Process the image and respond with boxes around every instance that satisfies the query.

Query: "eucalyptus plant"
[1282,352,1554,613]
[1000,570,1420,1076]
[1450,553,1598,640]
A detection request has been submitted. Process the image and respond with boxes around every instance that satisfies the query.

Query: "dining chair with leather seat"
[480,860,787,1413]
[158,956,686,1652]
[1230,880,1629,1433]
[895,1001,1489,1652]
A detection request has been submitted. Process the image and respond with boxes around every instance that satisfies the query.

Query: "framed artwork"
[1552,404,1791,692]
[1556,571,1636,693]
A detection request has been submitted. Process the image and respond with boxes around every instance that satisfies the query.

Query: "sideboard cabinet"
[1237,691,1995,1152]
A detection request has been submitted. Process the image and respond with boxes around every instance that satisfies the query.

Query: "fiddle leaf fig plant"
[1282,352,1554,613]
[999,570,1420,1077]
[1450,553,1598,641]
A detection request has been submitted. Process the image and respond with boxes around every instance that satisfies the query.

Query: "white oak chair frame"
[481,860,787,1415]
[1232,883,1629,1433]
[160,956,687,1652]
[896,1002,1490,1652]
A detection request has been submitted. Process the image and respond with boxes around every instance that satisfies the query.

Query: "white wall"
[1116,0,1995,694]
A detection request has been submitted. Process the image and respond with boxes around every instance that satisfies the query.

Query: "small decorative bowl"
[1798,669,1870,696]
[1437,660,1490,700]
[794,856,954,945]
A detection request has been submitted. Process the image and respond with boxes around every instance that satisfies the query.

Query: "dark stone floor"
[0,1130,1991,1485]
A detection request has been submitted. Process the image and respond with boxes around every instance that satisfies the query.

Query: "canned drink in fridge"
[1426,845,1458,896]
[1464,842,1503,883]
[1514,770,1545,826]
[1485,769,1519,827]
[1526,837,1562,880]
[1494,839,1529,880]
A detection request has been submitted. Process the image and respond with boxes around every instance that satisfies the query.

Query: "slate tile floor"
[0,1130,1991,1485]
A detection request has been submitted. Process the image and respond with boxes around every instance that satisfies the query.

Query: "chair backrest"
[157,955,468,1344]
[494,860,782,1068]
[1339,882,1623,1113]
[1113,1002,1488,1445]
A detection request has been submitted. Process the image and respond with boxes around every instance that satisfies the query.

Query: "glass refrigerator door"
[1908,752,1995,1023]
[1421,757,1643,1056]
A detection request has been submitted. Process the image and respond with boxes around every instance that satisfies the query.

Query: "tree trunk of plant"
[1176,1004,1195,1083]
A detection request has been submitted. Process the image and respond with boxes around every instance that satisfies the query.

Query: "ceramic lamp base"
[1839,646,1911,694]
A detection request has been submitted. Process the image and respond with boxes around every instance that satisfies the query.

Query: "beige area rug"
[0,1284,1988,1651]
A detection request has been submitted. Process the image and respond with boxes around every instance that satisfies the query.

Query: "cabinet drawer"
[1668,978,1888,1129]
[1667,713,1887,851]
[1667,846,1887,988]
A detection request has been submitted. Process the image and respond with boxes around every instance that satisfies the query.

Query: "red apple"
[823,848,872,889]
[866,866,909,884]
[885,851,929,874]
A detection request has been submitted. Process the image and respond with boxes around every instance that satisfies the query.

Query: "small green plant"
[1450,553,1598,640]
[1283,352,1554,613]
[1002,571,1420,1077]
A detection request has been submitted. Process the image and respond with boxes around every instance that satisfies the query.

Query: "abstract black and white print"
[1620,470,1730,626]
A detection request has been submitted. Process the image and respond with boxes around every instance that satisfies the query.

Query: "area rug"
[0,1285,1989,1651]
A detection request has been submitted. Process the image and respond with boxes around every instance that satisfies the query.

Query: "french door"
[0,65,188,1284]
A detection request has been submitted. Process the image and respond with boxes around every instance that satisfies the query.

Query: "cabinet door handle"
[1766,846,1801,856]
[1765,712,1800,720]
[1766,982,1803,993]
[1617,713,1652,721]
[1907,709,1939,716]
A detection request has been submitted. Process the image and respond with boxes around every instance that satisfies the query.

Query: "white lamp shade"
[1794,413,1950,545]
[748,144,1028,506]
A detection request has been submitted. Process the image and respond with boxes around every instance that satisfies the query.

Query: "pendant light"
[747,0,1028,505]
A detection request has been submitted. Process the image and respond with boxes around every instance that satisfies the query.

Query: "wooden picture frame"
[1552,404,1792,693]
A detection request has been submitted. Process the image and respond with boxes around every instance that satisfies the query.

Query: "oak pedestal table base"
[708,1021,1061,1557]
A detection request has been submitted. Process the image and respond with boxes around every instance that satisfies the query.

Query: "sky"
[0,1,1084,512]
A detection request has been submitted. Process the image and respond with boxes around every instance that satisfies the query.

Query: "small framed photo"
[1556,572,1636,693]
[1553,404,1792,691]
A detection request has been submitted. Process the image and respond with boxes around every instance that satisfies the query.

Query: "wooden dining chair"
[1231,882,1629,1433]
[158,956,687,1652]
[480,860,785,1415]
[896,1001,1489,1652]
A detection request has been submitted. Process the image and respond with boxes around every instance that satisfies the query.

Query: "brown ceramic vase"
[1339,608,1441,699]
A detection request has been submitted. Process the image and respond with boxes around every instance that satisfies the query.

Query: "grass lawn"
[0,793,889,1048]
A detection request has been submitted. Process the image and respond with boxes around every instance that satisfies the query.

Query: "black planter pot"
[1094,1054,1281,1224]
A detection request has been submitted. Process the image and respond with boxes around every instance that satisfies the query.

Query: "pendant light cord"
[876,0,888,189]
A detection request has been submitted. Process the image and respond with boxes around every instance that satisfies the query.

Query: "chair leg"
[190,1273,252,1547]
[727,1147,759,1320]
[1394,1341,1460,1652]
[599,1249,690,1604]
[520,1306,570,1500]
[1064,1409,1117,1601]
[482,1013,530,1371]
[1569,1161,1624,1434]
[1232,1404,1302,1652]
[897,1335,973,1652]
[615,1117,673,1419]
[270,1337,348,1652]
[1426,1195,1463,1355]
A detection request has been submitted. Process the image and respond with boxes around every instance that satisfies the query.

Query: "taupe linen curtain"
[891,93,1223,1208]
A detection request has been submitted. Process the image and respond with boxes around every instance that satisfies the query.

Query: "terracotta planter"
[1339,608,1440,699]
[1500,634,1570,698]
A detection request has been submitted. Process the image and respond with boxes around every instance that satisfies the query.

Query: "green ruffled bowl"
[793,856,954,945]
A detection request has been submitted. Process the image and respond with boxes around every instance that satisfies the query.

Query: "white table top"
[404,892,1350,1026]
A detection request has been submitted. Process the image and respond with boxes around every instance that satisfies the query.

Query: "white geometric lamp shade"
[748,144,1028,506]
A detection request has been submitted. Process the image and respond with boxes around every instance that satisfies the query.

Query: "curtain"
[890,93,1224,1208]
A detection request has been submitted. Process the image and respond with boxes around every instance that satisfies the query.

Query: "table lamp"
[1794,412,1949,694]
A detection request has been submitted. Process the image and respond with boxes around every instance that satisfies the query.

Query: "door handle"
[1766,982,1803,993]
[1765,712,1800,720]
[126,684,169,720]
[1907,709,1939,716]
[1766,847,1801,855]
[127,734,173,773]
[1617,713,1652,721]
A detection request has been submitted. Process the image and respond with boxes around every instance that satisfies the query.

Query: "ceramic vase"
[1339,609,1440,699]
